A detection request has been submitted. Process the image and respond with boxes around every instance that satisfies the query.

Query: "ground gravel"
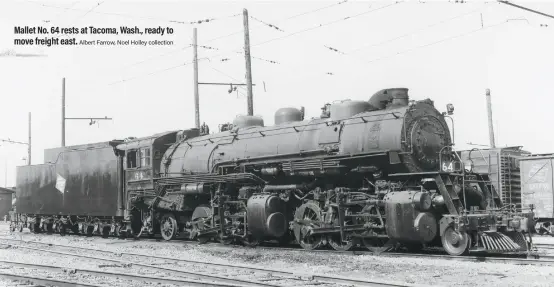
[0,222,553,287]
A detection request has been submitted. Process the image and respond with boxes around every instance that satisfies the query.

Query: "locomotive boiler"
[118,87,533,256]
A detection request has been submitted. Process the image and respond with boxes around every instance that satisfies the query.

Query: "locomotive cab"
[116,131,179,236]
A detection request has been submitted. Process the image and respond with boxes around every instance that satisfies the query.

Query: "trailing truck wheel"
[441,226,470,256]
[160,214,178,241]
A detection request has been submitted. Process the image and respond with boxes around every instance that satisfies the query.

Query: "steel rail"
[0,239,422,287]
[3,236,554,266]
[0,260,242,287]
[0,271,101,287]
[534,243,554,250]
[0,242,280,287]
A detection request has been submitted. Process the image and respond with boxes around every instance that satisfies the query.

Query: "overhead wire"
[103,2,401,90]
[116,0,353,70]
[346,2,492,54]
[107,61,193,86]
[249,16,285,32]
[186,1,401,67]
[285,0,349,20]
[249,2,401,49]
[51,0,108,39]
[365,20,509,64]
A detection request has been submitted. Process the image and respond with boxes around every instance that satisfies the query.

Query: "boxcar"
[0,187,15,219]
[519,154,554,233]
[16,140,124,217]
[458,146,530,210]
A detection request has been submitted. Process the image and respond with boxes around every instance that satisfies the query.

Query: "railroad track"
[0,261,241,287]
[534,243,554,250]
[0,238,419,287]
[0,272,103,287]
[3,234,554,266]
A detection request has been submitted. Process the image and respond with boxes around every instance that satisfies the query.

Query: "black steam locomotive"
[12,88,534,256]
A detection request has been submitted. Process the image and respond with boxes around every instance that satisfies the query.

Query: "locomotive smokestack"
[486,89,496,148]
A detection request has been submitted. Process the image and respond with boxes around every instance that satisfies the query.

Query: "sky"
[0,0,553,187]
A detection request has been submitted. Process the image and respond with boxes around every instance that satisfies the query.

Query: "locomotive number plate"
[441,160,461,173]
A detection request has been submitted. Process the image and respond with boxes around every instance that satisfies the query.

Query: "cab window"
[127,150,137,168]
[140,148,151,167]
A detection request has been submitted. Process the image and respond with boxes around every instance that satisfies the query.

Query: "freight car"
[0,187,15,221]
[12,88,535,256]
[458,147,530,212]
[518,154,554,235]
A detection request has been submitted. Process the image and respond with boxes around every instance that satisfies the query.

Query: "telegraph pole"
[243,8,254,116]
[61,77,112,146]
[62,77,65,147]
[191,10,256,123]
[193,27,200,129]
[486,89,496,148]
[28,112,31,165]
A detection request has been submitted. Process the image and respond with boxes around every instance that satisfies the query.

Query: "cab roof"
[116,130,179,150]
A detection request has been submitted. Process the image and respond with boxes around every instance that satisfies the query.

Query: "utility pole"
[28,112,31,165]
[62,77,65,147]
[61,77,113,146]
[193,27,200,129]
[243,8,254,116]
[486,89,496,148]
[192,11,256,124]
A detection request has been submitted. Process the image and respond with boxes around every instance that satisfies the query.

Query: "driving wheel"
[326,208,355,251]
[293,202,324,250]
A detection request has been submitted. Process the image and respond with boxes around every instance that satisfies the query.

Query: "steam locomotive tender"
[116,88,533,256]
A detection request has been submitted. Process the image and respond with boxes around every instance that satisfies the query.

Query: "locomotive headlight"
[464,160,473,173]
[446,103,454,115]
